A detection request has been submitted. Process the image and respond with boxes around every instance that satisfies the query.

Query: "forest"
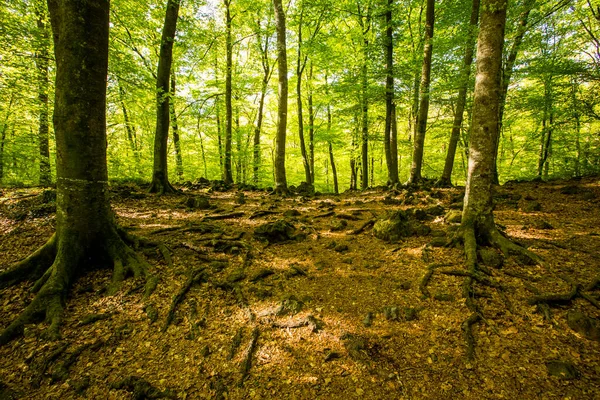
[0,0,599,398]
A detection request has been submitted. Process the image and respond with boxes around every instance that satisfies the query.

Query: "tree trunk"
[439,0,480,187]
[1,0,154,345]
[170,72,184,180]
[117,82,140,176]
[150,0,180,193]
[35,0,52,186]
[0,94,15,183]
[383,0,398,186]
[296,10,312,186]
[308,62,315,183]
[361,43,369,190]
[273,0,288,193]
[224,0,234,184]
[493,0,536,183]
[571,79,581,177]
[409,0,434,184]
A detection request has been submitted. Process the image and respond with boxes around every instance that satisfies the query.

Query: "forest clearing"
[2,0,600,398]
[1,177,599,399]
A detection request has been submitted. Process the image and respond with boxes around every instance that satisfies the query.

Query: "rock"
[373,210,411,242]
[185,196,211,209]
[397,281,412,290]
[567,310,600,341]
[334,243,349,253]
[250,268,274,282]
[425,204,445,217]
[277,295,304,315]
[533,220,554,230]
[522,201,542,212]
[430,237,447,248]
[283,209,301,218]
[546,360,579,380]
[363,312,374,327]
[444,210,462,224]
[478,248,504,269]
[382,196,402,205]
[285,264,307,278]
[413,208,428,221]
[330,218,348,231]
[434,293,454,302]
[254,219,296,243]
[383,306,400,321]
[560,185,581,195]
[235,192,246,205]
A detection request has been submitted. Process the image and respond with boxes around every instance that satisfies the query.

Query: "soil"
[1,177,599,399]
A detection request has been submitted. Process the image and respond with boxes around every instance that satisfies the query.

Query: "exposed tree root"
[351,219,376,235]
[461,313,481,361]
[239,327,259,386]
[202,211,245,221]
[51,340,103,382]
[0,229,158,346]
[527,276,600,311]
[0,234,57,289]
[162,267,206,332]
[32,342,68,388]
[228,327,244,360]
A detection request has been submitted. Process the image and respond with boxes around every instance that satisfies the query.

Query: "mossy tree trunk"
[150,0,180,193]
[170,71,184,180]
[383,0,398,186]
[35,0,52,186]
[439,0,479,187]
[409,0,434,184]
[224,0,234,184]
[273,0,288,193]
[0,0,154,346]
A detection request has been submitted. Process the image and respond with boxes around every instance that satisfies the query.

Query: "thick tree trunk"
[0,0,154,345]
[35,0,52,186]
[439,0,480,187]
[409,0,434,184]
[224,0,234,184]
[150,0,180,193]
[170,72,184,180]
[493,0,536,183]
[383,0,398,186]
[273,0,288,193]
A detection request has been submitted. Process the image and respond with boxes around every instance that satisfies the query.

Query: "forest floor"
[0,177,599,399]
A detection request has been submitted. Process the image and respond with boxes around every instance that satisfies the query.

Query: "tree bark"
[439,0,480,187]
[296,9,312,186]
[150,0,180,193]
[253,19,272,185]
[308,61,315,183]
[409,0,434,184]
[224,0,234,184]
[35,0,52,186]
[170,72,184,180]
[383,0,398,186]
[273,0,288,193]
[117,82,140,176]
[0,0,154,345]
[360,14,371,191]
[493,0,536,183]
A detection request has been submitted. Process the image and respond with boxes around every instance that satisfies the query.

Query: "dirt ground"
[1,177,599,399]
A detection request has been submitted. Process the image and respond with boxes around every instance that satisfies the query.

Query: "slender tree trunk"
[538,78,553,178]
[216,99,224,179]
[571,80,581,177]
[170,72,184,180]
[0,124,7,182]
[253,79,267,184]
[308,62,315,183]
[273,0,288,193]
[439,0,480,187]
[361,44,369,190]
[383,0,398,186]
[235,109,242,183]
[0,0,154,345]
[493,0,536,183]
[296,10,312,186]
[409,0,434,184]
[197,115,208,178]
[391,104,398,178]
[150,0,180,193]
[118,83,140,176]
[224,0,234,184]
[35,0,52,186]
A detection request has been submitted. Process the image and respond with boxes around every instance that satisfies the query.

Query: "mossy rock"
[283,209,301,218]
[185,196,211,209]
[373,210,411,242]
[546,360,580,380]
[254,219,296,243]
[478,247,504,269]
[522,201,542,212]
[330,218,348,232]
[444,210,462,224]
[567,310,600,341]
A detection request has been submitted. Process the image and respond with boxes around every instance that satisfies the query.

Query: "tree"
[409,0,434,184]
[273,0,288,193]
[0,0,155,345]
[459,0,539,358]
[383,0,398,186]
[438,0,480,187]
[34,0,52,186]
[223,0,234,184]
[149,0,181,193]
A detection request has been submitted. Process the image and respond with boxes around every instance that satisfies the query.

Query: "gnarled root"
[0,229,157,346]
[0,234,57,289]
